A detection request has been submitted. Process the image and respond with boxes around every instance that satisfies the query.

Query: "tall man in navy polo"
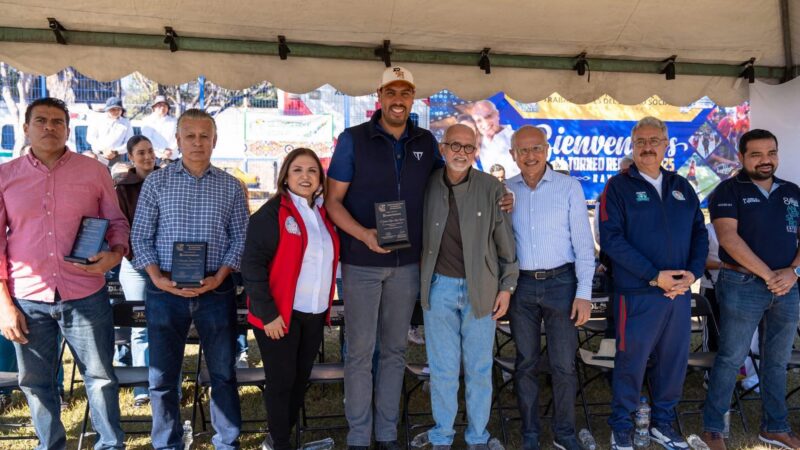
[599,116,707,450]
[702,129,800,450]
[326,66,440,450]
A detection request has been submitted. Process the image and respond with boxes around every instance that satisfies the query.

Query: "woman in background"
[115,135,157,407]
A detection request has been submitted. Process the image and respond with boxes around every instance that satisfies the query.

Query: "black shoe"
[0,394,11,414]
[133,397,150,408]
[376,443,400,450]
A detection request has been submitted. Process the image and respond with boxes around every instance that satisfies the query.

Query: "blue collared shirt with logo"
[708,171,800,270]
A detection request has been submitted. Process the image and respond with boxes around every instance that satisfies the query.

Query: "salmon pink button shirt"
[0,150,129,302]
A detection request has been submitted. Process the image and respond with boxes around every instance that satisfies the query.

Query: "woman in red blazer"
[241,148,340,450]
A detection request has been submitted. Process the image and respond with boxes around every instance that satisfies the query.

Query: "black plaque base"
[64,255,92,264]
[381,241,411,251]
[375,200,411,251]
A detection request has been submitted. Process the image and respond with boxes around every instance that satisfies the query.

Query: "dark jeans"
[254,310,326,450]
[509,271,580,449]
[146,276,241,450]
[703,270,799,433]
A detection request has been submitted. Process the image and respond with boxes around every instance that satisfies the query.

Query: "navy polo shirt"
[328,122,418,182]
[708,171,800,270]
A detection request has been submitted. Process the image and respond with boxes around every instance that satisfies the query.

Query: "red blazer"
[246,194,340,331]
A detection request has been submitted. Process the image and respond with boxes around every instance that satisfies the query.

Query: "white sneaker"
[236,353,249,369]
[408,327,425,345]
[741,374,760,393]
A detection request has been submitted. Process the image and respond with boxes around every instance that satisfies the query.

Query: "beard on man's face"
[745,163,775,180]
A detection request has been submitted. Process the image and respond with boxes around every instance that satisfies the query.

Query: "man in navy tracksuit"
[599,116,708,450]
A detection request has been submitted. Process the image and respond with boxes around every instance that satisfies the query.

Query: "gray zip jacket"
[420,168,519,318]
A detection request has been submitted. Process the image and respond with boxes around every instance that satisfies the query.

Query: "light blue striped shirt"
[131,160,249,272]
[507,167,595,299]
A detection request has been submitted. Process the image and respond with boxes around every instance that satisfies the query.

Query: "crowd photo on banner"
[1,62,800,450]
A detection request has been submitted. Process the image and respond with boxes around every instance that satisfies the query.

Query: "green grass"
[0,327,796,449]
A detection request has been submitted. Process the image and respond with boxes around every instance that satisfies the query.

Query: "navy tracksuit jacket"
[599,164,708,430]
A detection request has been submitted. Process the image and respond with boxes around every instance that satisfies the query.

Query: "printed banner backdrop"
[429,91,750,203]
[245,111,335,158]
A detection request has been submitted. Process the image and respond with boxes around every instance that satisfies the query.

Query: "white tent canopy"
[0,0,798,105]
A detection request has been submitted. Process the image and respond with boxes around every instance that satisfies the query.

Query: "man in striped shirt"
[505,125,595,450]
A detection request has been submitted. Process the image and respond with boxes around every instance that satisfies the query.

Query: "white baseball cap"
[379,66,416,90]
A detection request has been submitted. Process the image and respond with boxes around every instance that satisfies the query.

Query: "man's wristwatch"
[649,276,659,287]
[793,266,800,278]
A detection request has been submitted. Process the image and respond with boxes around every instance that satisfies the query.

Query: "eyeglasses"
[441,142,477,154]
[514,145,547,156]
[633,137,667,148]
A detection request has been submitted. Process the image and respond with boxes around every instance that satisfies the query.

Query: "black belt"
[520,263,574,280]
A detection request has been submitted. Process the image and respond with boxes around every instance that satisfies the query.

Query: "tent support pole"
[780,0,797,81]
[0,26,788,81]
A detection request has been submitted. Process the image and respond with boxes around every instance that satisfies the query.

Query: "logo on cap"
[393,68,406,79]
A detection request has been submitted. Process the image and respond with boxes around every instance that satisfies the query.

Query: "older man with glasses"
[420,123,518,450]
[599,117,707,450]
[504,125,595,450]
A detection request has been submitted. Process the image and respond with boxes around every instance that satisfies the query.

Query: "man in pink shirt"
[0,97,130,449]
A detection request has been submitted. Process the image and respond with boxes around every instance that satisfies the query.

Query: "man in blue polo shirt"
[701,129,800,450]
[599,116,708,450]
[325,67,440,450]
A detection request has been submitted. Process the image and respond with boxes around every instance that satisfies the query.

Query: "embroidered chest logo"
[635,191,650,202]
[413,151,423,161]
[785,196,799,233]
[742,197,761,204]
[672,190,685,201]
[285,217,301,235]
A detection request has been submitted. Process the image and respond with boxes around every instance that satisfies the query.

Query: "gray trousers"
[342,263,420,446]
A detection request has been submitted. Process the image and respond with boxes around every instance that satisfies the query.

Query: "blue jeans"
[509,272,580,449]
[146,276,241,450]
[118,257,149,398]
[13,287,124,450]
[703,269,800,433]
[423,274,495,446]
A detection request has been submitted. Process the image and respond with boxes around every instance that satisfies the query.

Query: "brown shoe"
[759,431,800,449]
[701,431,727,450]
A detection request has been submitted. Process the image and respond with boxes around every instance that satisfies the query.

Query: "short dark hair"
[274,148,326,203]
[738,129,778,155]
[126,135,152,154]
[25,97,70,127]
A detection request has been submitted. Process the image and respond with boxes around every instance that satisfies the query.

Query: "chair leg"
[732,386,749,433]
[68,360,79,399]
[190,345,207,431]
[77,400,90,449]
[575,361,593,435]
[403,378,410,450]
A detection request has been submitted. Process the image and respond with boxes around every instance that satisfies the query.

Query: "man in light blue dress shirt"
[505,125,595,450]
